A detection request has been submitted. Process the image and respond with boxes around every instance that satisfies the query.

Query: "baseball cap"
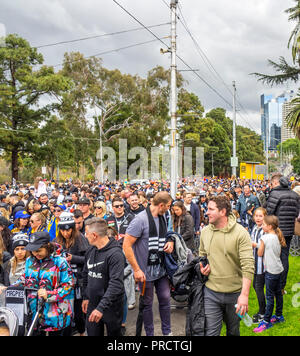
[25,231,50,251]
[14,210,31,219]
[78,197,90,205]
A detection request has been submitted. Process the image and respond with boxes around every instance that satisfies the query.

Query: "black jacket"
[105,213,134,242]
[173,256,208,336]
[266,177,300,238]
[54,233,89,290]
[82,238,125,316]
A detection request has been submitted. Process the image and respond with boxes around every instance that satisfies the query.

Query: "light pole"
[170,0,178,199]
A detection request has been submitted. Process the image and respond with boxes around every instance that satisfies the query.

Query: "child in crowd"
[251,207,267,324]
[253,215,286,333]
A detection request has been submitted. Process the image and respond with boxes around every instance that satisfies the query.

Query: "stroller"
[4,285,44,336]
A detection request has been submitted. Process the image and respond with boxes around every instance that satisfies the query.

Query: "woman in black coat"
[171,201,195,253]
[55,212,90,336]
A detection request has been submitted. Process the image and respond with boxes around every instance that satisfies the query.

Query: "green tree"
[0,34,70,180]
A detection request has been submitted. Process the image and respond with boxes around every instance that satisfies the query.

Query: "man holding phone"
[199,195,254,336]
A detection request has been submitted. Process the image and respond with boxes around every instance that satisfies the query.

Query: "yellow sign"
[240,162,264,180]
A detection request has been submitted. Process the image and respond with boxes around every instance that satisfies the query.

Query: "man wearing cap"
[78,197,94,222]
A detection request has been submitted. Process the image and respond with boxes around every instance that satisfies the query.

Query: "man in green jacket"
[199,195,254,336]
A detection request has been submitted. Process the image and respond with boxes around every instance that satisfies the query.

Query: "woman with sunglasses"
[28,212,47,239]
[94,201,110,220]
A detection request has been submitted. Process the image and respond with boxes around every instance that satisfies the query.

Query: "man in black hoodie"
[267,173,300,292]
[82,217,125,336]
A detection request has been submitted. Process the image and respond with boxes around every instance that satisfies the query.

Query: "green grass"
[222,256,300,336]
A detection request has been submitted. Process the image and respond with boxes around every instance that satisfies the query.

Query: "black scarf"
[146,205,167,267]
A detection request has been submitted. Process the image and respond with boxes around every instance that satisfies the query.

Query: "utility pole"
[232,81,237,177]
[170,0,178,199]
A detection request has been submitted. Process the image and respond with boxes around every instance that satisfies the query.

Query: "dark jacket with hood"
[266,176,300,238]
[82,238,125,317]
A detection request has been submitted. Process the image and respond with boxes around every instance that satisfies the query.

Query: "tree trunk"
[11,148,19,181]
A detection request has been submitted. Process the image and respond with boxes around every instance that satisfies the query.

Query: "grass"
[222,256,300,336]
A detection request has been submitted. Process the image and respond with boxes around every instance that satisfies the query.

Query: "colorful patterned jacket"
[14,251,75,332]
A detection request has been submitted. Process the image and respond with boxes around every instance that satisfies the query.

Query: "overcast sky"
[0,0,297,133]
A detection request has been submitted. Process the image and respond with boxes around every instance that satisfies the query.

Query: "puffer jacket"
[14,252,75,332]
[266,177,300,238]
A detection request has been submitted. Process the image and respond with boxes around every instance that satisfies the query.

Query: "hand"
[236,294,249,316]
[82,300,89,314]
[163,241,174,254]
[199,262,210,276]
[0,286,7,295]
[88,309,103,323]
[38,288,47,300]
[134,269,146,283]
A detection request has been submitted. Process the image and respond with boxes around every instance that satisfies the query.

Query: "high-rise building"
[282,100,296,142]
[260,90,295,151]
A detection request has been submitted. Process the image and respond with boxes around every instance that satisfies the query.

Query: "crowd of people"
[0,173,299,336]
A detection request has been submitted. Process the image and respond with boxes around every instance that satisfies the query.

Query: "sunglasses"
[113,204,124,209]
[94,206,103,209]
[54,209,62,212]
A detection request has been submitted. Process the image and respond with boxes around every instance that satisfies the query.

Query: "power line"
[50,37,169,68]
[112,0,234,109]
[35,22,171,49]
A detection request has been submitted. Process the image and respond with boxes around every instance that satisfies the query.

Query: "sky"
[0,0,297,134]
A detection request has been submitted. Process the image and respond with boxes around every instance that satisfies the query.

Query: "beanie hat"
[12,233,29,251]
[58,212,75,230]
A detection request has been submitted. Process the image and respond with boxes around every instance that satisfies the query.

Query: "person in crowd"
[251,207,267,324]
[199,195,254,336]
[0,235,12,306]
[78,197,94,222]
[82,218,125,336]
[74,209,85,235]
[253,215,286,333]
[47,204,66,241]
[123,191,174,336]
[39,193,49,207]
[182,192,200,236]
[9,210,31,236]
[29,212,47,237]
[12,231,75,336]
[127,193,145,216]
[9,194,25,221]
[56,212,89,336]
[0,216,13,254]
[171,200,195,253]
[1,233,30,286]
[34,177,47,198]
[94,201,110,219]
[236,184,260,230]
[266,173,300,294]
[106,197,135,243]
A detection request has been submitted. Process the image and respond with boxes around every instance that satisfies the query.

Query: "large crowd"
[0,174,299,336]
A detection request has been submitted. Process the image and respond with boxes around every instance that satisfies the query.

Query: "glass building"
[260,91,295,151]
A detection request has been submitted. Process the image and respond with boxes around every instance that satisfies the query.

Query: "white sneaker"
[128,303,136,310]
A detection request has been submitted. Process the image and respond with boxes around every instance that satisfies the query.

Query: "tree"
[252,1,300,138]
[0,34,70,180]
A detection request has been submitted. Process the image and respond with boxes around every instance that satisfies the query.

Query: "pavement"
[125,291,187,336]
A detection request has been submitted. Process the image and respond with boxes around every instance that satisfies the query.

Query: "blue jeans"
[264,272,283,323]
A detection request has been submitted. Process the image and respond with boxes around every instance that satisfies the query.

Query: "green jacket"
[199,213,254,293]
